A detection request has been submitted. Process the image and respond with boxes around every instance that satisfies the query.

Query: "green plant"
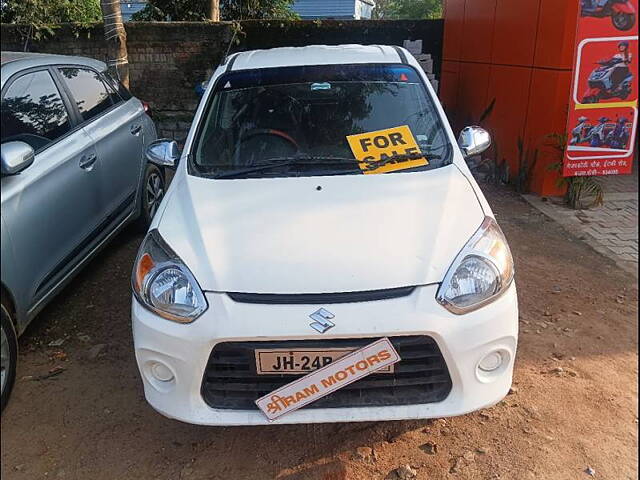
[483,138,508,186]
[467,98,502,184]
[131,0,298,21]
[546,133,604,209]
[1,0,101,41]
[515,137,538,194]
[374,0,443,19]
[478,98,496,125]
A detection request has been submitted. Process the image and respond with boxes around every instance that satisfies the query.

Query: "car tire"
[1,302,18,413]
[136,164,166,232]
[582,95,599,104]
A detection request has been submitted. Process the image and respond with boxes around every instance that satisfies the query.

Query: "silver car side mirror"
[458,126,491,158]
[145,139,180,168]
[1,141,35,175]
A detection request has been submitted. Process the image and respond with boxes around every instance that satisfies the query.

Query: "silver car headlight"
[132,230,207,323]
[436,217,514,314]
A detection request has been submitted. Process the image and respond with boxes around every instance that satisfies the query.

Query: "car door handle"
[79,153,97,170]
[130,124,142,136]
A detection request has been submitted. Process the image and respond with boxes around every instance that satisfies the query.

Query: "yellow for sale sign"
[346,125,428,174]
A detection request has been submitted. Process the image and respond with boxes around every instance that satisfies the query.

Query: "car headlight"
[132,229,207,323]
[436,217,514,314]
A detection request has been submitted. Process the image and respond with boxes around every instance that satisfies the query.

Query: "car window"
[102,74,123,105]
[103,71,132,101]
[59,67,114,122]
[191,64,452,179]
[1,70,72,152]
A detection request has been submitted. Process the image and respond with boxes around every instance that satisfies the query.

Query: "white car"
[131,45,518,426]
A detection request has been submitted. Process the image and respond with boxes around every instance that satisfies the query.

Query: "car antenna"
[222,22,241,66]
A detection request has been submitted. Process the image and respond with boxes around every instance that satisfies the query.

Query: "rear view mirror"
[1,141,35,175]
[458,126,491,158]
[145,139,180,169]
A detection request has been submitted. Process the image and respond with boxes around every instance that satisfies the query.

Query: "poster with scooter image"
[575,37,637,105]
[580,0,636,32]
[564,0,638,177]
[565,107,636,176]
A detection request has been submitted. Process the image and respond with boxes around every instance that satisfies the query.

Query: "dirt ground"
[1,184,638,480]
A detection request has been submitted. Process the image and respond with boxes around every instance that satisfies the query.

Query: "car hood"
[158,165,485,293]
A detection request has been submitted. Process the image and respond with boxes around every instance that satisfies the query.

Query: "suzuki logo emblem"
[309,308,335,334]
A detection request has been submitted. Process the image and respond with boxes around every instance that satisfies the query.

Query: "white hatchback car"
[131,45,518,426]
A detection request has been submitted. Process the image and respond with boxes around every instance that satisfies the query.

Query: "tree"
[99,0,129,88]
[0,0,101,38]
[210,0,220,21]
[373,0,443,20]
[131,0,209,21]
[131,0,298,21]
[220,0,298,19]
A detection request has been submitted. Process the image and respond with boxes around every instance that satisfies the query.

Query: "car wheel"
[1,302,18,413]
[582,95,599,104]
[612,12,635,30]
[137,164,166,231]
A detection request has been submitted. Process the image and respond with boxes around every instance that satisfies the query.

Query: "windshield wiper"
[361,151,442,172]
[211,155,358,179]
[208,149,447,179]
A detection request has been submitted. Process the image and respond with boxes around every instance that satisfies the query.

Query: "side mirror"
[145,139,180,169]
[458,126,491,158]
[1,141,35,175]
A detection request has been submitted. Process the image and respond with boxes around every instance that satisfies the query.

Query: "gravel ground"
[1,183,637,480]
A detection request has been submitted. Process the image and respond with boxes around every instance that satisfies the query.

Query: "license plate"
[255,347,394,375]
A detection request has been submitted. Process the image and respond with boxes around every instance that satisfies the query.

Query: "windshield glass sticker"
[346,125,428,174]
[255,338,401,421]
[310,82,332,91]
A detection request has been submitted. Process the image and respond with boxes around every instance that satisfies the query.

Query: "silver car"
[0,52,163,410]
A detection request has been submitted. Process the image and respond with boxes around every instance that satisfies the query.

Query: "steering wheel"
[238,128,300,151]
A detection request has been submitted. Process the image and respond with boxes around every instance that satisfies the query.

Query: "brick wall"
[1,20,443,141]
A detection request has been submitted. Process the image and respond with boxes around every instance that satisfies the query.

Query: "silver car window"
[1,70,72,152]
[59,67,115,122]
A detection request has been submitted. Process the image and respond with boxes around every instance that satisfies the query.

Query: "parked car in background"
[133,45,518,425]
[1,52,162,411]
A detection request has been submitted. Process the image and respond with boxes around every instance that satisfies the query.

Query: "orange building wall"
[441,0,579,196]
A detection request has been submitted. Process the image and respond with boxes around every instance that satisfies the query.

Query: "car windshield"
[191,64,452,179]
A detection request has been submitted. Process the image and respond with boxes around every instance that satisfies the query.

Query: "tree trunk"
[100,0,129,88]
[209,0,220,21]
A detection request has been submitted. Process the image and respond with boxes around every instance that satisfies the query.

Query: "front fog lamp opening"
[143,360,176,393]
[476,349,510,383]
[478,351,503,372]
[150,361,174,382]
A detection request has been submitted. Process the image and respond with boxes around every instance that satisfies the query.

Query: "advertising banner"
[563,0,639,177]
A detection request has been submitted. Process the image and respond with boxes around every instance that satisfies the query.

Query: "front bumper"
[132,283,518,425]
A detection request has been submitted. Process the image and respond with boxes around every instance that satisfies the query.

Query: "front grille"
[226,286,416,304]
[201,336,452,410]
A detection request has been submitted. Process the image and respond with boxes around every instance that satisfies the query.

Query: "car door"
[56,66,144,223]
[0,68,101,312]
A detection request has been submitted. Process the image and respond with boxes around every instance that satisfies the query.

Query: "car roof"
[226,45,405,71]
[1,52,106,87]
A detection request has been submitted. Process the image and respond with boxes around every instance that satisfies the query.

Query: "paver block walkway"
[523,168,638,277]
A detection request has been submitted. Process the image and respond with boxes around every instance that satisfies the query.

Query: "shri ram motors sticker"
[255,338,401,421]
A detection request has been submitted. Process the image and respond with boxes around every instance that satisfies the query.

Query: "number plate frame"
[254,347,394,375]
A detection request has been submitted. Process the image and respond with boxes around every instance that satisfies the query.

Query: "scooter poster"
[563,0,638,177]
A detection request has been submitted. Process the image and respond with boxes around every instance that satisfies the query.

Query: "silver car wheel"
[145,171,164,219]
[0,325,8,394]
